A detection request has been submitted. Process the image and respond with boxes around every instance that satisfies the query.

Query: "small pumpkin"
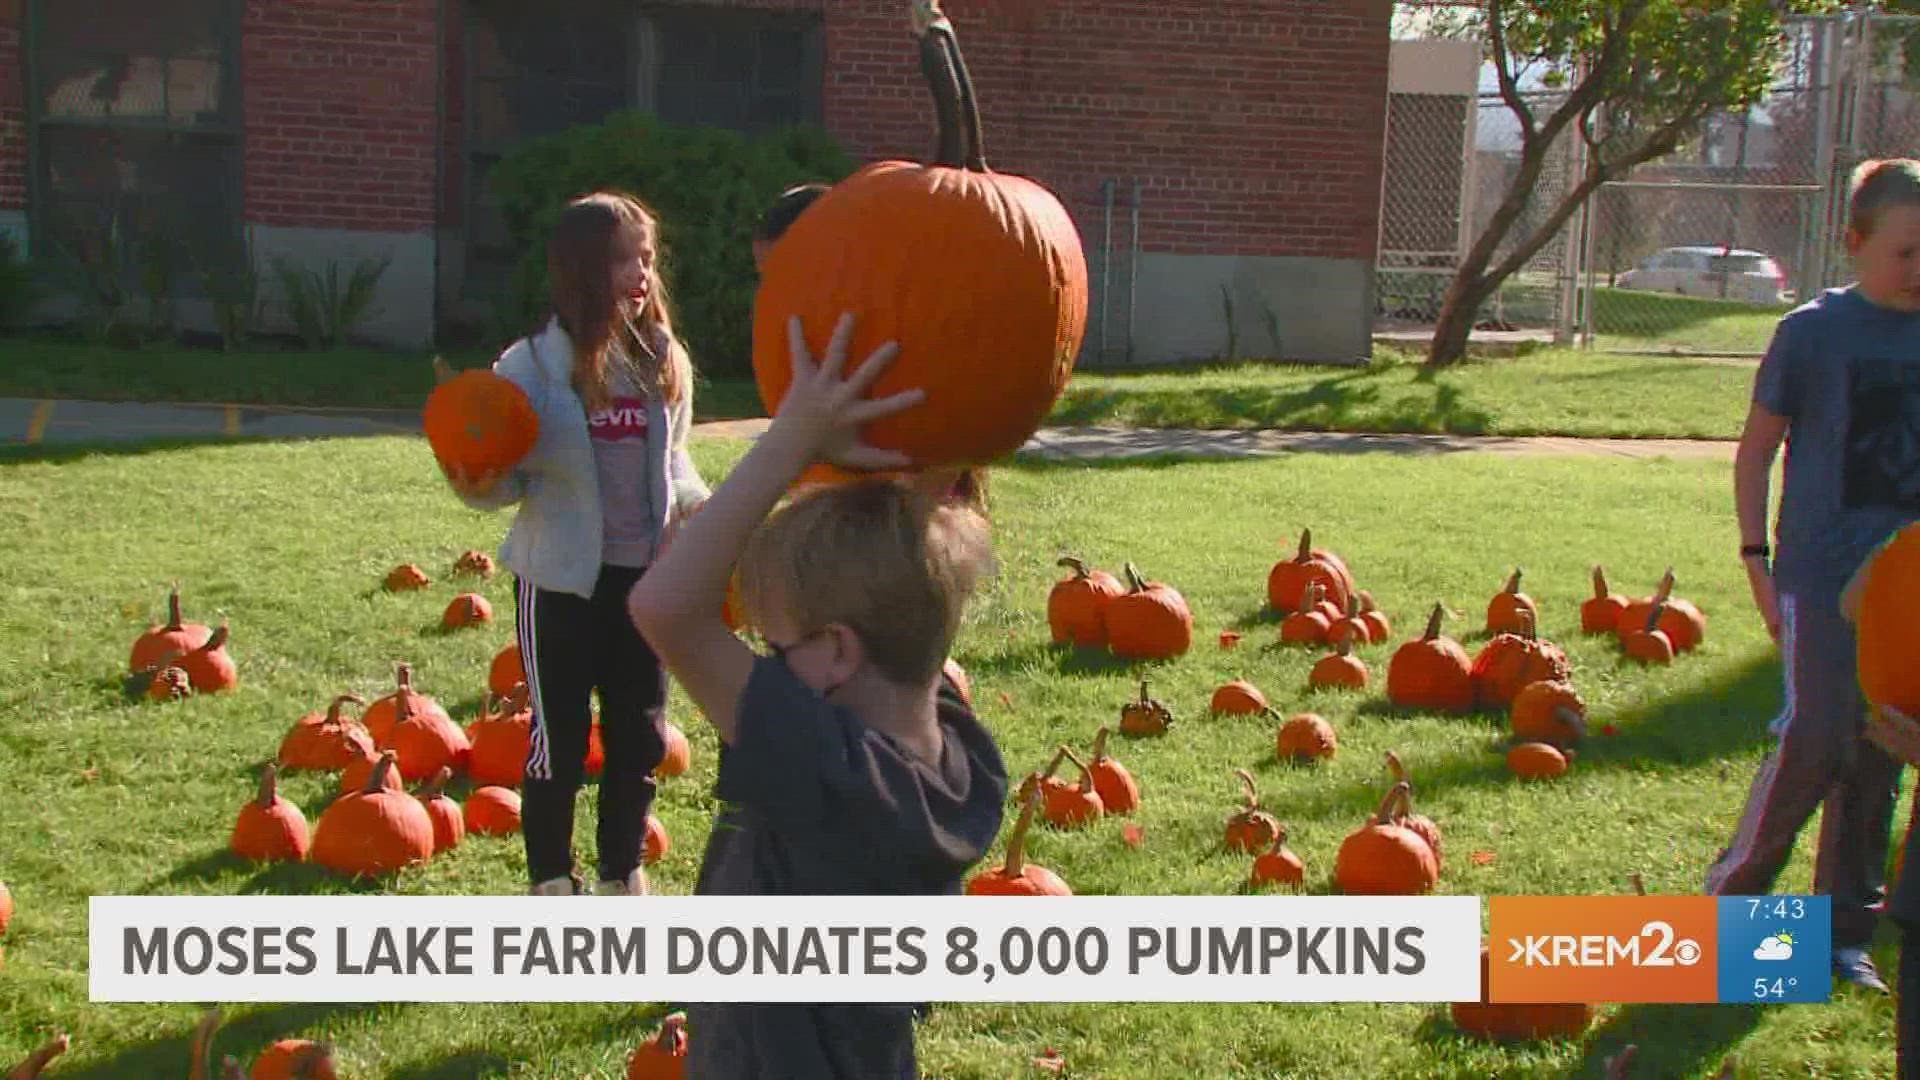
[443,592,493,630]
[1510,680,1587,747]
[416,767,465,854]
[1326,595,1370,647]
[644,815,670,865]
[656,721,691,779]
[129,584,213,674]
[339,747,407,796]
[1047,556,1125,648]
[1618,567,1706,652]
[0,881,11,935]
[1622,599,1676,666]
[1384,751,1443,868]
[278,694,374,772]
[1309,638,1370,691]
[5,1034,69,1080]
[1450,945,1597,1042]
[1016,748,1074,807]
[1279,582,1333,645]
[362,663,453,746]
[230,764,310,864]
[1118,680,1175,737]
[250,1040,339,1080]
[1485,567,1538,636]
[1356,591,1392,644]
[1224,768,1282,854]
[1581,565,1629,635]
[311,752,437,877]
[144,661,194,702]
[1385,604,1476,714]
[385,563,432,592]
[1040,747,1105,830]
[1858,523,1920,715]
[1085,726,1140,815]
[488,642,525,697]
[178,622,238,694]
[1334,782,1439,896]
[465,687,532,788]
[1105,562,1193,660]
[1470,610,1571,710]
[1275,712,1338,764]
[967,789,1072,895]
[465,786,524,835]
[1249,825,1306,889]
[1508,741,1572,781]
[626,1013,687,1080]
[423,356,540,483]
[1210,679,1269,716]
[1266,527,1355,615]
[453,549,496,578]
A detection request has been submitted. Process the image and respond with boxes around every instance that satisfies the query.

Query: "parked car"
[1617,246,1793,305]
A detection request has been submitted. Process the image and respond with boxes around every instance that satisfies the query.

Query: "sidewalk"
[0,398,1737,462]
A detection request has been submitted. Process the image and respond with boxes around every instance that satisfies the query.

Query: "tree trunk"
[1428,272,1500,368]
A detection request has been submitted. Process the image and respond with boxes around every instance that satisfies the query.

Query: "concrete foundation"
[1084,253,1374,367]
[249,225,437,349]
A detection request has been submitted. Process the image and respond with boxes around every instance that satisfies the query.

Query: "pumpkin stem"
[1423,603,1445,641]
[1055,555,1091,579]
[422,765,452,800]
[1657,566,1677,602]
[1357,589,1377,613]
[1334,637,1353,659]
[1517,606,1536,641]
[364,751,398,795]
[188,1007,222,1080]
[1372,781,1411,825]
[1385,750,1411,787]
[1592,565,1611,600]
[1643,597,1666,635]
[396,662,414,691]
[1002,786,1042,876]
[325,693,367,725]
[1058,745,1093,783]
[10,1034,70,1080]
[166,584,185,631]
[911,2,985,170]
[1123,562,1147,593]
[255,763,280,808]
[1504,567,1523,596]
[196,622,231,656]
[1259,704,1286,724]
[1039,745,1070,781]
[653,1014,688,1056]
[1265,825,1291,853]
[1629,871,1647,896]
[1294,528,1314,561]
[1234,767,1260,810]
[1090,726,1112,764]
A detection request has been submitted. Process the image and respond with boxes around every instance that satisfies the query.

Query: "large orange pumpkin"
[465,687,532,788]
[1105,563,1193,660]
[1386,604,1476,714]
[423,358,539,482]
[751,2,1087,477]
[1451,946,1597,1042]
[1858,523,1920,715]
[362,663,451,746]
[1581,565,1629,635]
[1334,783,1439,896]
[1266,528,1355,615]
[311,753,436,878]
[1484,568,1538,636]
[1618,567,1706,653]
[1470,612,1571,711]
[230,764,310,864]
[277,694,373,772]
[129,584,213,674]
[465,786,523,835]
[626,1013,687,1080]
[1047,556,1124,648]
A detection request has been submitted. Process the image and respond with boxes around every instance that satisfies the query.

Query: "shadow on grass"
[1045,366,1496,437]
[51,1003,390,1079]
[386,1049,517,1079]
[139,848,426,896]
[960,640,1161,681]
[1565,1002,1765,1078]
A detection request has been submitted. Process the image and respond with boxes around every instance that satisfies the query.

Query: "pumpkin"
[644,815,670,865]
[1048,556,1124,648]
[423,356,540,483]
[967,789,1072,895]
[230,764,310,864]
[1280,582,1333,645]
[385,563,432,592]
[1470,611,1571,710]
[1508,741,1571,780]
[1249,825,1307,889]
[1105,562,1193,660]
[362,663,452,746]
[250,1040,338,1080]
[1450,945,1598,1042]
[1618,567,1706,652]
[178,622,238,694]
[465,786,523,835]
[442,592,493,630]
[416,767,465,854]
[1622,603,1676,666]
[1334,782,1439,896]
[1511,680,1587,747]
[1581,565,1629,635]
[1859,523,1920,714]
[129,584,213,674]
[5,1034,69,1080]
[465,687,533,788]
[1118,680,1175,737]
[626,1013,688,1080]
[1085,726,1140,814]
[338,748,406,796]
[488,642,525,696]
[656,721,691,779]
[1275,712,1338,764]
[1266,527,1355,615]
[1385,604,1476,714]
[943,657,973,705]
[311,752,436,877]
[387,680,473,783]
[1384,751,1443,867]
[1016,747,1074,807]
[751,1,1087,481]
[1210,679,1269,716]
[145,662,193,702]
[1356,591,1392,644]
[278,694,374,772]
[1485,567,1538,636]
[0,881,11,935]
[453,549,496,578]
[1309,638,1370,691]
[1040,748,1105,829]
[1326,596,1370,647]
[1224,768,1282,854]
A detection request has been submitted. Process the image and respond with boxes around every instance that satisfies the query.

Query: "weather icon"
[1753,932,1795,961]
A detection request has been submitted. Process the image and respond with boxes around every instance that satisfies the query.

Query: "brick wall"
[242,0,438,233]
[0,0,23,214]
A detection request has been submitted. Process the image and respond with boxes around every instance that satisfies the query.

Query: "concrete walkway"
[0,398,1737,462]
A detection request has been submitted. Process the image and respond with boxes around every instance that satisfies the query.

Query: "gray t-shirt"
[1757,286,1920,596]
[685,657,1007,1079]
[586,362,658,568]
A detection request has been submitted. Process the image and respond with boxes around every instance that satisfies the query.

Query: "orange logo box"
[1488,896,1718,1003]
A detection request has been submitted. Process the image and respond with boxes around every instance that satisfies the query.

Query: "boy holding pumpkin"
[1706,158,1920,993]
[626,312,1007,1078]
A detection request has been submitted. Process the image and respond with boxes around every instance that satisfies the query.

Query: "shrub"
[484,111,855,380]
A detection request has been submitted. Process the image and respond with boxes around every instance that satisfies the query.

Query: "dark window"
[642,7,823,133]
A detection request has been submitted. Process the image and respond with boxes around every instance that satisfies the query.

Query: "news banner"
[89,893,1833,1005]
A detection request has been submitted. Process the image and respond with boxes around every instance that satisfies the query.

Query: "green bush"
[486,111,856,380]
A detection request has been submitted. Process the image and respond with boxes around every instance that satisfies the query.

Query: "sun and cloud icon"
[1753,932,1795,961]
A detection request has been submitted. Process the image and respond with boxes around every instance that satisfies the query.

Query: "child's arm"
[1866,706,1920,768]
[627,314,922,745]
[667,363,712,513]
[1734,401,1789,640]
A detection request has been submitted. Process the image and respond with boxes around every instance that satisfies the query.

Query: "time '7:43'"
[1747,898,1807,920]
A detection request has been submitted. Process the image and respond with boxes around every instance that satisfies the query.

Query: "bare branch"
[1487,0,1535,138]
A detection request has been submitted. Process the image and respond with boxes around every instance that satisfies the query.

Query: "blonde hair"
[547,191,695,412]
[1849,159,1920,239]
[737,479,995,687]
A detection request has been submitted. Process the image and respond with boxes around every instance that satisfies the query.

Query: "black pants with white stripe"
[516,565,668,886]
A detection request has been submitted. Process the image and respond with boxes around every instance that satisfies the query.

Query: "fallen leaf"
[1600,723,1618,737]
[1122,823,1146,849]
[1470,850,1496,866]
[996,691,1015,710]
[1218,631,1243,649]
[1032,1047,1067,1073]
[78,766,100,783]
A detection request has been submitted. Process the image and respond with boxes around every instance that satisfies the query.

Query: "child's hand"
[1865,705,1920,767]
[773,313,925,470]
[444,464,501,500]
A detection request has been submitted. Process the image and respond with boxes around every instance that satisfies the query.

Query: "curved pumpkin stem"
[1234,767,1260,810]
[1422,603,1446,641]
[1039,745,1070,781]
[1058,745,1095,786]
[165,584,186,631]
[7,1034,70,1080]
[1372,781,1411,825]
[1385,750,1412,788]
[1090,726,1113,765]
[1629,871,1647,896]
[1056,555,1092,579]
[1265,825,1291,853]
[364,751,398,795]
[1294,528,1315,562]
[195,623,231,657]
[1334,637,1353,659]
[256,763,280,808]
[325,693,366,724]
[422,765,453,800]
[1002,787,1042,876]
[1258,704,1286,724]
[1591,565,1611,601]
[395,662,415,692]
[910,1,985,171]
[1122,562,1148,593]
[1503,567,1524,596]
[188,1008,222,1080]
[1643,598,1667,635]
[1656,566,1677,603]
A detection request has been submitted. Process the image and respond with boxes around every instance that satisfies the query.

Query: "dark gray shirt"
[685,657,1008,1079]
[1756,286,1920,596]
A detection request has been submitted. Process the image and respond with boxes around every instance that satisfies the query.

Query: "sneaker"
[595,869,650,896]
[1833,947,1890,994]
[529,874,586,897]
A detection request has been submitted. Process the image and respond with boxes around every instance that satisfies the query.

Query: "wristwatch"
[1740,543,1771,560]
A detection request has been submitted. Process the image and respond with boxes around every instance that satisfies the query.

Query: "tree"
[1421,0,1819,367]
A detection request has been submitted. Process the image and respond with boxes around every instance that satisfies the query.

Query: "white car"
[1617,246,1794,306]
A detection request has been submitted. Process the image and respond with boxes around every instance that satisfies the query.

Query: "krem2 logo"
[1488,896,1718,1003]
[1504,920,1703,968]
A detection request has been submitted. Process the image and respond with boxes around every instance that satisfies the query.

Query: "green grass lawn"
[1588,289,1791,356]
[0,433,1894,1077]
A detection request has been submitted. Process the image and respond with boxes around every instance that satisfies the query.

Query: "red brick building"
[0,0,1390,363]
